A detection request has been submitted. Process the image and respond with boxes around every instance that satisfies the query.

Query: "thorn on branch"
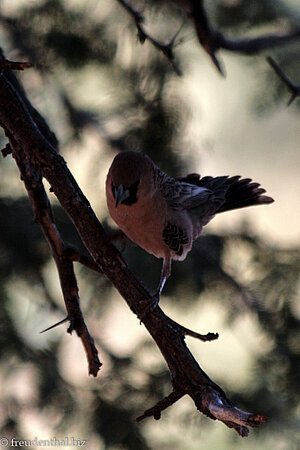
[267,56,300,105]
[40,316,69,334]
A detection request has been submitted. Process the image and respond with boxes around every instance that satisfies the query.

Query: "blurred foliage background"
[0,0,299,449]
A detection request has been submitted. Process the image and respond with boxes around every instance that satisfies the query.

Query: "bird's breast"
[108,195,168,259]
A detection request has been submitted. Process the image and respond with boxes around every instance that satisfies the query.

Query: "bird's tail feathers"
[217,176,274,213]
[178,173,274,213]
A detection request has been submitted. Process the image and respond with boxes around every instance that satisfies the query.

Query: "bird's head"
[108,151,155,207]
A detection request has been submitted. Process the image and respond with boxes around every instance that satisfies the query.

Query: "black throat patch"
[112,179,140,206]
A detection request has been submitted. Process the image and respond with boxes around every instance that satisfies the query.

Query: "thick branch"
[0,68,266,435]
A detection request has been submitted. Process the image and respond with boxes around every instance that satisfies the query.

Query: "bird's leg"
[154,257,172,300]
[139,258,172,322]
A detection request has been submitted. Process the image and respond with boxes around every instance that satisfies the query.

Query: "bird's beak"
[114,184,130,207]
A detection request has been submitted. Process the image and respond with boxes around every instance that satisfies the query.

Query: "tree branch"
[167,316,218,342]
[0,63,101,376]
[216,28,300,55]
[136,390,184,421]
[15,148,101,375]
[0,61,266,435]
[189,0,300,72]
[117,0,300,76]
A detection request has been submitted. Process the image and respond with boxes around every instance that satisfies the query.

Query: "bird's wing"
[163,172,240,229]
[158,173,211,210]
[158,170,273,230]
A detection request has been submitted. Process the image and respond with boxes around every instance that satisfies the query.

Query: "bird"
[106,151,274,307]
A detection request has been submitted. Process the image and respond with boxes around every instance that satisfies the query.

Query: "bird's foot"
[139,292,160,324]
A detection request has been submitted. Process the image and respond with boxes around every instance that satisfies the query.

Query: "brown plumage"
[106,151,274,302]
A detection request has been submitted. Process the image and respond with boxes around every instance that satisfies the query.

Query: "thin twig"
[116,0,183,75]
[117,0,144,24]
[137,22,183,76]
[136,390,184,421]
[167,316,218,342]
[216,29,300,55]
[267,56,300,105]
